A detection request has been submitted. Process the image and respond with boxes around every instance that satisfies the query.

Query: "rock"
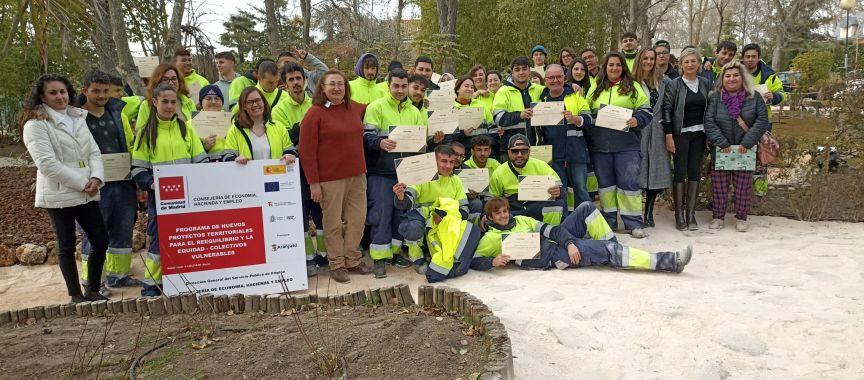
[46,241,58,265]
[16,244,47,265]
[0,244,17,266]
[133,230,146,252]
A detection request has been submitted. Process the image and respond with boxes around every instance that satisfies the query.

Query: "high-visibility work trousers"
[366,175,403,260]
[591,151,644,230]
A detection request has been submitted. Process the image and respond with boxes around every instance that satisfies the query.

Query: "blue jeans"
[551,161,590,206]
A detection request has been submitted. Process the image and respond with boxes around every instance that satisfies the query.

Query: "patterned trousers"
[711,170,754,220]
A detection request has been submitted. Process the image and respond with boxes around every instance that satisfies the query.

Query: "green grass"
[771,112,835,140]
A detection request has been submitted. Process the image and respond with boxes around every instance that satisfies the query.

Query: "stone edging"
[0,284,513,380]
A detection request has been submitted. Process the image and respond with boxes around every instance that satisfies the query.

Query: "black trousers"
[46,201,109,296]
[673,131,706,182]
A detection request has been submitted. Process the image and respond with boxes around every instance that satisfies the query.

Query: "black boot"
[643,189,659,228]
[687,181,700,231]
[673,182,687,230]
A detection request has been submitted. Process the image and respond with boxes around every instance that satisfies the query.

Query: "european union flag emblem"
[264,182,280,192]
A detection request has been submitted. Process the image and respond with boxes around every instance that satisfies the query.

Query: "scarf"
[721,90,746,120]
[486,215,517,232]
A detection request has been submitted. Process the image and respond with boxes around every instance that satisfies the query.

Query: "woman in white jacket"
[20,74,110,303]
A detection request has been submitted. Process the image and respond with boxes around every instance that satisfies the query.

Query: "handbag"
[736,117,778,165]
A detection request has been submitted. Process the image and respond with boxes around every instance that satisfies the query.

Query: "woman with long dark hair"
[131,84,209,296]
[136,63,197,124]
[21,74,110,303]
[584,52,653,238]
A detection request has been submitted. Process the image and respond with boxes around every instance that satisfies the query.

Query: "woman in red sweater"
[300,70,371,283]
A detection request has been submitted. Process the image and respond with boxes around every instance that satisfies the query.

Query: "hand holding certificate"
[596,104,632,131]
[517,175,557,201]
[389,125,427,152]
[427,111,459,137]
[192,111,232,138]
[754,84,769,96]
[455,168,489,193]
[531,101,565,126]
[102,153,131,182]
[502,233,541,260]
[395,152,438,186]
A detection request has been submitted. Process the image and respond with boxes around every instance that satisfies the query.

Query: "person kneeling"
[422,198,481,283]
[471,197,692,273]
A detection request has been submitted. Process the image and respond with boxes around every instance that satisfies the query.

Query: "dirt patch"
[0,305,486,379]
[0,167,53,251]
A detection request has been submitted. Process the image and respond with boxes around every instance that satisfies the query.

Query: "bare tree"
[108,0,146,95]
[162,0,186,61]
[393,0,406,60]
[770,0,822,68]
[88,0,120,76]
[300,0,312,47]
[436,0,457,73]
[264,0,282,55]
[687,0,710,45]
[711,0,732,44]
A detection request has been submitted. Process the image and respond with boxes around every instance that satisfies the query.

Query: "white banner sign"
[154,159,308,296]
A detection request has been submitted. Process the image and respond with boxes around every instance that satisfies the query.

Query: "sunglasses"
[509,148,530,155]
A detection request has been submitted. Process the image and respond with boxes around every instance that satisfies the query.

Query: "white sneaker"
[630,228,647,239]
[675,244,693,273]
[735,219,749,232]
[709,219,724,230]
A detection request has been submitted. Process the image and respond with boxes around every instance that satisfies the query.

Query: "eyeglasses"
[509,148,529,155]
[245,98,264,106]
[546,75,565,81]
[161,76,179,83]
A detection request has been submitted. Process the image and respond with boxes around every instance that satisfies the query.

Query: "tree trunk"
[264,0,282,55]
[161,0,185,61]
[435,0,457,74]
[89,0,121,77]
[771,29,784,69]
[1,0,28,57]
[393,0,405,60]
[300,0,311,47]
[108,0,146,96]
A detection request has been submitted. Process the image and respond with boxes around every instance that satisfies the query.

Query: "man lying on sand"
[470,197,693,272]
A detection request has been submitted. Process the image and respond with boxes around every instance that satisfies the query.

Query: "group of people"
[19,32,782,302]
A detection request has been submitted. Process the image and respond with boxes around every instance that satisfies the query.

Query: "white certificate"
[754,84,769,96]
[389,125,428,153]
[192,111,232,138]
[395,152,438,186]
[502,233,541,260]
[133,56,160,78]
[437,80,456,94]
[427,111,459,137]
[455,168,489,193]
[517,175,557,201]
[187,81,203,105]
[531,145,553,163]
[455,107,485,130]
[596,104,632,131]
[426,91,454,112]
[531,101,565,126]
[102,153,131,182]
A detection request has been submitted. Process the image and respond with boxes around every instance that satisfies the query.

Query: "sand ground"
[2,209,863,379]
